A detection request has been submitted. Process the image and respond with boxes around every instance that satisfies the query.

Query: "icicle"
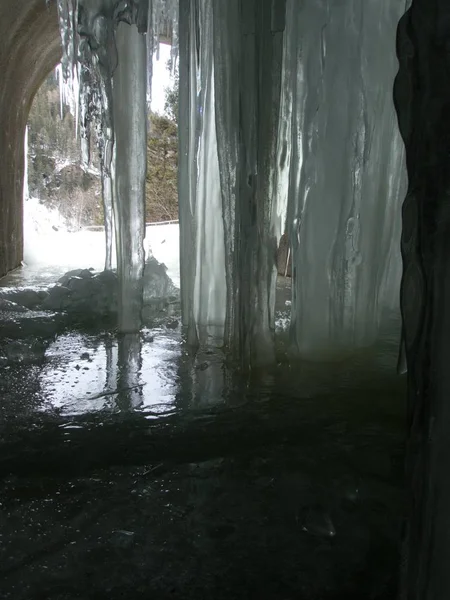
[55,64,64,120]
[56,1,179,285]
[23,125,29,204]
[112,21,147,333]
[101,164,114,271]
[178,1,287,364]
[56,0,79,125]
[178,1,228,348]
[192,2,226,343]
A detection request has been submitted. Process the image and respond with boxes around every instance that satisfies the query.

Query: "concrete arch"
[0,0,61,277]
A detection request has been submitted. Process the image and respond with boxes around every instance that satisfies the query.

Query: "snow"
[151,44,173,114]
[22,197,180,291]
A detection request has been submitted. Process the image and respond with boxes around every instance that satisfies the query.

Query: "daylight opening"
[23,45,180,289]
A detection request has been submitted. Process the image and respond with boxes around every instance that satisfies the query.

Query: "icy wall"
[56,0,407,361]
[179,0,406,362]
[284,0,407,357]
[179,0,291,364]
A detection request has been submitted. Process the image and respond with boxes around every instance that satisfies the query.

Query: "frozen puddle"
[40,330,181,416]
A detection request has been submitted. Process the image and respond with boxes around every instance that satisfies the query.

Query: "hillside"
[27,73,178,229]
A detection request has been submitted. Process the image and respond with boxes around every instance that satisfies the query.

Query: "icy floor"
[0,214,406,599]
[0,359,405,600]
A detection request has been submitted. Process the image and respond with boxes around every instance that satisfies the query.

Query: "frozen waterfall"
[284,0,406,357]
[56,0,407,364]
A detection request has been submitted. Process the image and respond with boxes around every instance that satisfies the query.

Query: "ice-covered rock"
[0,310,66,339]
[58,268,94,286]
[0,298,28,313]
[42,285,71,311]
[0,288,46,310]
[34,259,178,319]
[0,338,48,365]
[143,256,178,306]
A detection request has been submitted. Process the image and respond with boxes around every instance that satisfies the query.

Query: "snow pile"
[1,258,178,320]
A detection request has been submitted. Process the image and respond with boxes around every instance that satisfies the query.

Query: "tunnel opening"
[0,1,423,599]
[22,48,179,273]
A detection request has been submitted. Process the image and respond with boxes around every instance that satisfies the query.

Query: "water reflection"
[116,333,143,409]
[22,329,181,417]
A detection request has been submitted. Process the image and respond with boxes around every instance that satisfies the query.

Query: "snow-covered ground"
[19,44,177,287]
[23,197,180,288]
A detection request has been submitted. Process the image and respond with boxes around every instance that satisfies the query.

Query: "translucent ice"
[55,1,177,333]
[177,0,406,363]
[112,21,147,332]
[55,0,406,363]
[283,0,406,357]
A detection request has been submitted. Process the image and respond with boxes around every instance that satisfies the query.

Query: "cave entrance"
[22,45,180,287]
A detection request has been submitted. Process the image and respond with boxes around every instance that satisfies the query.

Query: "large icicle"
[285,0,406,358]
[112,21,147,332]
[178,0,226,348]
[179,0,286,364]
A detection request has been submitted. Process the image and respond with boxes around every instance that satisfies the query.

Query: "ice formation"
[56,0,407,364]
[283,0,406,357]
[0,257,177,320]
[56,0,178,332]
[177,0,406,363]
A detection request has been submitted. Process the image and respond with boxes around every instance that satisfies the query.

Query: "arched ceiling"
[0,0,61,276]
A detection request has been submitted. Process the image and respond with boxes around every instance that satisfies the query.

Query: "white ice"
[21,198,180,292]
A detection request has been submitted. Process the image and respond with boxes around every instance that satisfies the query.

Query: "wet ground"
[0,267,406,599]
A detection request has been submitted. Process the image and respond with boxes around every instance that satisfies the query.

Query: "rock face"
[394,2,450,597]
[0,0,60,277]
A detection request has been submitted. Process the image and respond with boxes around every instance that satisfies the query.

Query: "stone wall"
[0,0,60,277]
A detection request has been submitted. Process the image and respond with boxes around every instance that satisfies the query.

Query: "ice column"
[113,21,147,333]
[178,0,226,347]
[179,0,286,364]
[56,2,152,332]
[284,0,406,358]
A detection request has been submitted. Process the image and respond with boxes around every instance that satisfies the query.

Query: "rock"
[58,268,94,286]
[42,285,71,311]
[0,298,28,313]
[0,338,48,364]
[0,288,44,309]
[166,319,179,330]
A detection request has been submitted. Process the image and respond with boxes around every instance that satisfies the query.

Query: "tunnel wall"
[0,0,61,278]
